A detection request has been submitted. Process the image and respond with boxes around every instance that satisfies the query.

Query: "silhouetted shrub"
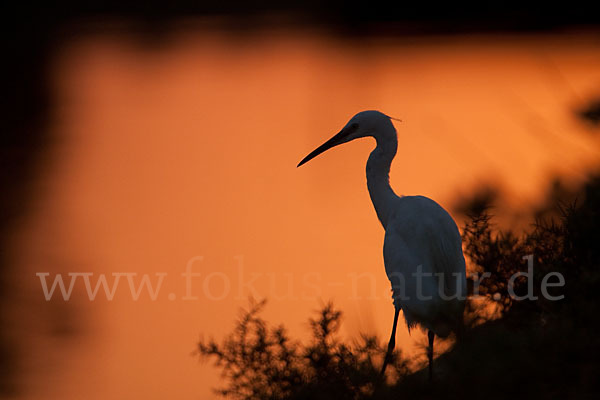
[425,174,600,399]
[199,174,600,399]
[197,299,409,400]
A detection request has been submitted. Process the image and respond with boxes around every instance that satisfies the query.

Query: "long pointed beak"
[297,130,347,167]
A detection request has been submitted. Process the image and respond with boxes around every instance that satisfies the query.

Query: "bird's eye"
[349,123,359,131]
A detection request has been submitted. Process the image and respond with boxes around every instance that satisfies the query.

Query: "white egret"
[298,110,466,380]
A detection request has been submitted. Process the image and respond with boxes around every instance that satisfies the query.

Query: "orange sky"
[7,27,600,399]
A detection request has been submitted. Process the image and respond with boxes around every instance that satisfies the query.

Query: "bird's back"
[383,195,466,337]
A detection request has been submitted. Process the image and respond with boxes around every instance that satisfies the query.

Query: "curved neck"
[366,130,398,229]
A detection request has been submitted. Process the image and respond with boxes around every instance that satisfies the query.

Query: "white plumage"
[298,110,466,379]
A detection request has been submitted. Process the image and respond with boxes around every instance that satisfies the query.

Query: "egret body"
[298,110,466,379]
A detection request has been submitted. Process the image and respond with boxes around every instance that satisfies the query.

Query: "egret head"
[297,110,398,167]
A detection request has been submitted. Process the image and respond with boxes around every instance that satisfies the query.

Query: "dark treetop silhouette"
[199,172,600,399]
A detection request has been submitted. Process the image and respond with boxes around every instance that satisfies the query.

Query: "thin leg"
[427,330,435,381]
[380,308,400,376]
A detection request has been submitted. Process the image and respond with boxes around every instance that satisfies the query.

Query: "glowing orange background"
[7,27,600,399]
